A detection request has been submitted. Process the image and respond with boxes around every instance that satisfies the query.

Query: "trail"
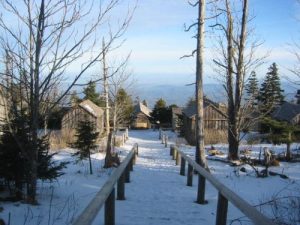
[115,130,217,225]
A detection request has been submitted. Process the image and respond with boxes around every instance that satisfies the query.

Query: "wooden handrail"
[73,143,138,225]
[172,145,274,225]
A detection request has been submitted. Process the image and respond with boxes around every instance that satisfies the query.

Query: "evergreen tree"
[71,119,99,174]
[0,109,67,200]
[259,63,284,114]
[245,71,259,104]
[83,81,102,106]
[262,117,300,161]
[151,98,172,126]
[154,98,166,109]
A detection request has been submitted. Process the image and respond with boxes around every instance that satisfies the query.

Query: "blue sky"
[116,0,300,86]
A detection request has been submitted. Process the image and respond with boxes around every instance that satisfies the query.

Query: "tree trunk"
[195,0,208,169]
[103,39,110,136]
[104,132,113,168]
[27,0,45,204]
[226,0,248,161]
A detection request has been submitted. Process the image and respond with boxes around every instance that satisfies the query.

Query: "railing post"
[133,151,137,165]
[130,157,133,171]
[125,164,130,183]
[180,157,186,176]
[170,145,174,156]
[136,144,139,156]
[197,174,206,204]
[159,129,162,140]
[187,164,193,186]
[165,135,168,148]
[161,134,165,144]
[105,188,115,225]
[117,172,125,200]
[215,193,228,225]
[172,148,177,160]
[125,128,129,140]
[175,150,180,165]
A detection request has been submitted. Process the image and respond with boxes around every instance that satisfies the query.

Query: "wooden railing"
[73,143,138,225]
[170,145,274,225]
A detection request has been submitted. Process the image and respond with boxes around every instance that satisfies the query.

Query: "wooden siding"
[183,105,227,145]
[131,112,151,129]
[61,107,104,133]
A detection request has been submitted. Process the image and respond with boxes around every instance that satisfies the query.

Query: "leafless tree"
[211,0,265,160]
[183,0,208,169]
[108,55,134,132]
[0,0,134,203]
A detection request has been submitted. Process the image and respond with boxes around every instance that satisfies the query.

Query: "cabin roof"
[272,102,300,122]
[133,102,152,117]
[79,99,104,118]
[183,97,227,118]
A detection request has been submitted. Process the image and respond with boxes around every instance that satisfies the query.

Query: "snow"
[81,104,96,117]
[1,130,300,225]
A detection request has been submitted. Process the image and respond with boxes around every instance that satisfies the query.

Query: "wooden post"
[215,193,228,225]
[136,144,139,156]
[130,157,133,171]
[133,151,137,165]
[197,174,206,204]
[175,150,180,165]
[187,164,193,186]
[180,157,186,176]
[105,188,115,225]
[161,134,165,144]
[165,136,168,148]
[170,145,174,156]
[125,164,130,183]
[117,173,125,200]
[172,148,177,160]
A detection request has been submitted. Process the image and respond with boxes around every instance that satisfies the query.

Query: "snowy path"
[115,130,218,225]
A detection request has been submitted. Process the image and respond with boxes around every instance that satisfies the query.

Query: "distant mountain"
[135,83,226,108]
[135,82,298,109]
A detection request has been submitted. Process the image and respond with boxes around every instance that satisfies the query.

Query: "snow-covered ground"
[1,130,300,225]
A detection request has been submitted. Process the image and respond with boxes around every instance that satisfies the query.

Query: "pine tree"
[72,119,99,174]
[151,98,171,125]
[259,63,284,114]
[245,71,259,104]
[83,81,102,106]
[262,117,300,161]
[0,109,67,200]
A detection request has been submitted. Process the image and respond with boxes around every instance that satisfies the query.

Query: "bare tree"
[0,0,134,203]
[195,0,208,168]
[212,0,265,160]
[108,55,134,132]
[183,0,208,168]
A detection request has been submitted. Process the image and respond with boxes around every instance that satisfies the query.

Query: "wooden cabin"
[182,98,227,145]
[272,102,300,125]
[61,99,104,133]
[131,102,152,129]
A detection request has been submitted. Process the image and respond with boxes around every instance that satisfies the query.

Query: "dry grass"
[49,129,76,151]
[204,129,228,145]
